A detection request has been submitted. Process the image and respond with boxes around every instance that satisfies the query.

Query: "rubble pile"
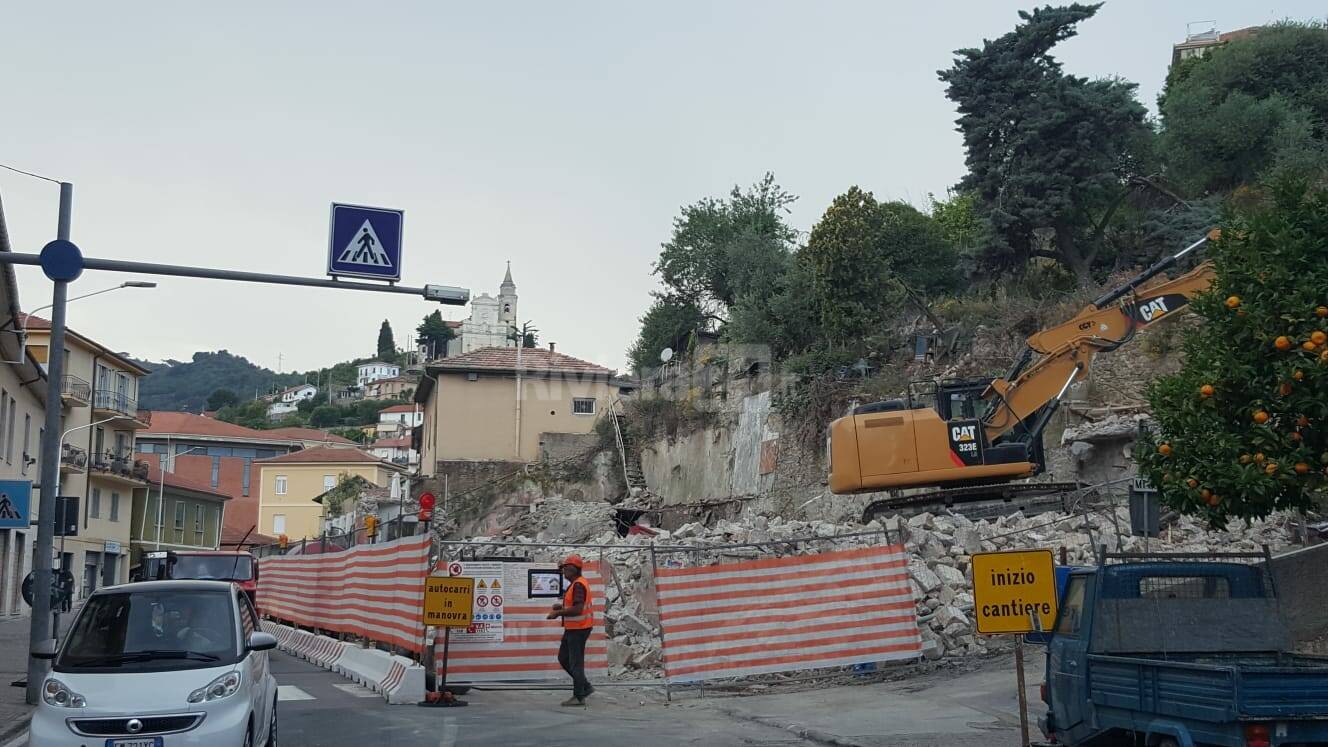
[468,496,1301,679]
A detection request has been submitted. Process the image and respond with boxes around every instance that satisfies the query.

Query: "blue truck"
[1038,551,1328,746]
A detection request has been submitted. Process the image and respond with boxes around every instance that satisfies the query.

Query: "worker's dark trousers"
[558,628,593,698]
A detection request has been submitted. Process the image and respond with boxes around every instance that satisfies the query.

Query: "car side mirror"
[32,639,58,660]
[247,632,278,652]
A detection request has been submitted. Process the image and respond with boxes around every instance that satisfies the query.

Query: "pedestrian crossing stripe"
[336,219,393,267]
[277,685,315,701]
[332,683,381,698]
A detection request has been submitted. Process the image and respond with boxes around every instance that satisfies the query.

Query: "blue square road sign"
[327,203,404,281]
[0,480,32,529]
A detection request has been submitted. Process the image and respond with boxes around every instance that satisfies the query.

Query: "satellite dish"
[659,348,674,363]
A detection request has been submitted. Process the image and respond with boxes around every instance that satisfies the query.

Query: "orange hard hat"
[560,554,584,569]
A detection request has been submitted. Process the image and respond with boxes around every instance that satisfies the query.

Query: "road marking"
[278,685,315,701]
[332,683,380,698]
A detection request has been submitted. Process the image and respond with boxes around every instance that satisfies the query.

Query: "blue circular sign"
[40,240,84,282]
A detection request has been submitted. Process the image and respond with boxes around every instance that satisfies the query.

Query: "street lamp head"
[122,281,156,288]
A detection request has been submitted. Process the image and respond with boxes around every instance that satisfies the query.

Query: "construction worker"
[546,554,595,706]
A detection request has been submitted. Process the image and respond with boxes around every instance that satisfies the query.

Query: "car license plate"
[106,738,162,747]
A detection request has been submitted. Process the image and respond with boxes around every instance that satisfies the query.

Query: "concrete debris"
[1061,414,1151,444]
[461,491,1302,679]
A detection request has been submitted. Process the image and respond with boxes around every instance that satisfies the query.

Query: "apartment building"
[23,315,152,598]
[255,446,405,541]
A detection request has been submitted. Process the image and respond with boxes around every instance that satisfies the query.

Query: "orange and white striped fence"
[258,535,430,653]
[437,560,609,682]
[655,544,922,683]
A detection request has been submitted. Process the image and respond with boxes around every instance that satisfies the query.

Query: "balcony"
[60,443,88,474]
[89,448,150,486]
[60,375,91,408]
[92,389,151,429]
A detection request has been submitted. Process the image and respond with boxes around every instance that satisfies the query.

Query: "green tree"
[416,311,456,359]
[626,297,705,373]
[1161,23,1328,194]
[1137,180,1328,524]
[206,388,239,411]
[216,400,270,430]
[652,173,798,321]
[377,320,396,361]
[309,405,342,428]
[939,4,1151,281]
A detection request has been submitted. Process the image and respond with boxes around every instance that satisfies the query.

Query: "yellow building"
[415,347,619,470]
[24,314,151,598]
[255,446,405,541]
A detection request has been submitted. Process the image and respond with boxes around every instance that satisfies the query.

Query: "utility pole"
[27,182,74,704]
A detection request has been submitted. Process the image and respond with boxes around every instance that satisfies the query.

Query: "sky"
[0,1,1314,375]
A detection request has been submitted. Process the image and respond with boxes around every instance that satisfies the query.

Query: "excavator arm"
[981,233,1218,440]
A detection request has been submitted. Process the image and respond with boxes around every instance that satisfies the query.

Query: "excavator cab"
[828,377,1045,495]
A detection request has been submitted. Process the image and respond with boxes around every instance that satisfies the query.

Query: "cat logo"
[1138,297,1170,322]
[951,424,978,443]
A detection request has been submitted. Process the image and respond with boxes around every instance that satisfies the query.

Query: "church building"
[446,263,519,356]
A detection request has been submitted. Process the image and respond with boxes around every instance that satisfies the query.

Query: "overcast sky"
[1,1,1312,375]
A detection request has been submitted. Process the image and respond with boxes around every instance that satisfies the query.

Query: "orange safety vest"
[561,576,593,630]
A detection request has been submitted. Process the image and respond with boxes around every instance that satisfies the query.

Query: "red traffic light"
[418,508,433,522]
[419,493,436,511]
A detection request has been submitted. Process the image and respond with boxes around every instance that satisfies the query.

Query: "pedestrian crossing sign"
[0,480,31,529]
[327,203,404,281]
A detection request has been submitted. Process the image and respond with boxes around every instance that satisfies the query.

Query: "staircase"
[610,401,648,495]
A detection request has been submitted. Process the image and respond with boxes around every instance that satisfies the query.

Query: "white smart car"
[30,580,278,747]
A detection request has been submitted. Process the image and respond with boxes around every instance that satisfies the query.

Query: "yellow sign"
[423,576,474,627]
[971,549,1057,635]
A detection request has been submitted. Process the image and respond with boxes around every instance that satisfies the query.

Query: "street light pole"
[27,182,74,704]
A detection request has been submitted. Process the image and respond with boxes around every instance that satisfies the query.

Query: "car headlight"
[187,670,242,703]
[42,678,86,708]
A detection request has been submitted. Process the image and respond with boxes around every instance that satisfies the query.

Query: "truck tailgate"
[1089,655,1328,722]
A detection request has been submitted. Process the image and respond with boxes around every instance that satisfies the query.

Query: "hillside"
[137,350,304,412]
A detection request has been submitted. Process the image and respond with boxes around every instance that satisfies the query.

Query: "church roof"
[502,261,515,287]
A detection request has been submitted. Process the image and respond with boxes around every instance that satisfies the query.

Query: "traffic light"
[365,515,378,538]
[278,534,289,550]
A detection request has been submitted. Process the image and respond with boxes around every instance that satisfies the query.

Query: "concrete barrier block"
[380,655,425,705]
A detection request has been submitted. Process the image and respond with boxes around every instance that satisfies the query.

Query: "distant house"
[376,404,423,437]
[278,384,317,404]
[357,362,400,387]
[364,375,415,401]
[369,436,416,469]
[255,447,406,541]
[267,401,298,419]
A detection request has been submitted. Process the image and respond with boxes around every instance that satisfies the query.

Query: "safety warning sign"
[448,561,505,643]
[971,549,1057,634]
[422,576,474,627]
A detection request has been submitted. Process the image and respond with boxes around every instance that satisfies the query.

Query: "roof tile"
[429,347,612,375]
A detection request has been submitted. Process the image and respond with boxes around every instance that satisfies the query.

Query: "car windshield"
[155,555,254,581]
[57,590,236,671]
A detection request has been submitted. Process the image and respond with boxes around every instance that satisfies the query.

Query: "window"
[1139,575,1231,599]
[194,505,205,544]
[242,460,251,497]
[5,398,14,463]
[174,501,185,529]
[0,389,7,459]
[1055,576,1088,636]
[210,456,220,488]
[90,488,101,519]
[109,492,120,522]
[238,591,257,639]
[272,514,286,534]
[572,398,596,416]
[275,476,288,495]
[324,475,336,491]
[20,414,30,475]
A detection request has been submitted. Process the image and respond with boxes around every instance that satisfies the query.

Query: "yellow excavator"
[830,231,1219,521]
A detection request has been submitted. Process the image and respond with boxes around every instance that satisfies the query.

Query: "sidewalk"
[0,614,33,743]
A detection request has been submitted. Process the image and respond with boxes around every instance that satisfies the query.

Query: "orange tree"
[1138,180,1328,525]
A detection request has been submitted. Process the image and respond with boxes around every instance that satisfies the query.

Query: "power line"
[0,162,61,185]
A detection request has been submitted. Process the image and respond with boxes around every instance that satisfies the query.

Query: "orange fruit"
[1276,336,1293,351]
[1294,370,1305,381]
[1296,462,1311,474]
[1313,331,1328,346]
[1253,410,1270,424]
[1158,443,1172,456]
[1266,463,1279,475]
[1304,341,1319,352]
[1200,488,1212,500]
[1292,432,1304,443]
[1239,454,1252,465]
[1186,478,1199,488]
[1318,306,1328,318]
[1200,384,1215,398]
[1321,349,1328,364]
[1206,493,1220,506]
[1279,382,1294,397]
[1298,415,1311,428]
[1255,453,1267,464]
[1225,296,1241,309]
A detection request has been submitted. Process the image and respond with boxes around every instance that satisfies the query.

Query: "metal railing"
[93,389,138,417]
[89,448,150,480]
[60,442,88,470]
[60,375,91,404]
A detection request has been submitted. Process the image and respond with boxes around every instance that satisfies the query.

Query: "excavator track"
[861,481,1084,524]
